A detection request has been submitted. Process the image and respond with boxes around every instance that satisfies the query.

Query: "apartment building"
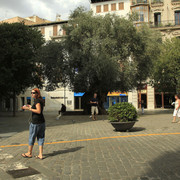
[90,0,180,109]
[91,0,131,17]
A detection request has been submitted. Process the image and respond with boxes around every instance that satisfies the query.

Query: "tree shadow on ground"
[139,150,180,180]
[43,146,84,159]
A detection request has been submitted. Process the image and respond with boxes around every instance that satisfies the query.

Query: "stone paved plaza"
[1,111,180,180]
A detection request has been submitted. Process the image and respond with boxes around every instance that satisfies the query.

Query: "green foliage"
[132,24,162,85]
[108,102,138,122]
[38,7,162,113]
[62,7,161,94]
[37,41,67,91]
[0,23,44,98]
[152,38,180,93]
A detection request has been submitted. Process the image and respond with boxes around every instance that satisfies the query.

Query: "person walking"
[172,94,180,123]
[90,93,98,120]
[21,88,45,160]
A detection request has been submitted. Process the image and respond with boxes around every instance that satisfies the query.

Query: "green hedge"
[108,102,138,122]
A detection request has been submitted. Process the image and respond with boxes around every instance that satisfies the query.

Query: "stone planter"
[110,121,138,132]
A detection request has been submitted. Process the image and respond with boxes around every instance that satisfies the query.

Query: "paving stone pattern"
[0,111,180,180]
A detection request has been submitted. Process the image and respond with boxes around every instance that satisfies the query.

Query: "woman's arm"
[176,99,180,110]
[29,103,41,114]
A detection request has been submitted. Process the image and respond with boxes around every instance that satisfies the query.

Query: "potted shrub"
[108,102,138,131]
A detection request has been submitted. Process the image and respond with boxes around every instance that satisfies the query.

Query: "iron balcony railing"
[171,0,180,2]
[150,20,180,28]
[132,0,149,5]
[151,0,163,3]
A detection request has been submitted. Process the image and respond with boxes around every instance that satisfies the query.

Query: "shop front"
[74,92,85,110]
[104,92,128,110]
[155,90,175,109]
[138,84,147,109]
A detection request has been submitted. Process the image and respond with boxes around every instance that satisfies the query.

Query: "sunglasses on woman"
[31,92,36,94]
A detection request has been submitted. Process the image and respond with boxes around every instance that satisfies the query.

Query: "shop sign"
[51,97,68,99]
[107,92,128,96]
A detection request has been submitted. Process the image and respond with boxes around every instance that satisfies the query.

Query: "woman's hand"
[22,105,28,110]
[22,105,32,110]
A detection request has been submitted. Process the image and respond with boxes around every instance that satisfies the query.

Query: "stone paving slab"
[0,112,180,179]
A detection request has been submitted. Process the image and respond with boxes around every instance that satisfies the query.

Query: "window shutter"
[96,5,101,13]
[41,27,45,35]
[119,2,124,10]
[111,3,116,11]
[53,25,57,36]
[104,4,108,12]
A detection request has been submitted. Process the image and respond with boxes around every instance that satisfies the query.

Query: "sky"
[0,0,90,21]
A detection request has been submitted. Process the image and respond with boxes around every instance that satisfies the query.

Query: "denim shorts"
[29,123,45,146]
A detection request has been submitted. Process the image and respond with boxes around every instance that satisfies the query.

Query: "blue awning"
[120,94,127,96]
[74,92,85,97]
[43,97,45,99]
[27,97,31,100]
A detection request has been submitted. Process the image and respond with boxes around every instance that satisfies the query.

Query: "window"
[53,25,57,36]
[41,27,45,35]
[154,13,161,26]
[119,2,124,10]
[96,5,101,13]
[63,29,66,36]
[111,3,116,11]
[131,6,149,22]
[140,13,144,21]
[175,11,180,25]
[104,4,109,12]
[43,97,45,106]
[27,97,31,105]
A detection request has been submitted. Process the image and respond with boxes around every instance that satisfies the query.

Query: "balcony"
[150,20,180,28]
[132,0,149,5]
[151,0,163,4]
[172,0,180,2]
[91,0,110,3]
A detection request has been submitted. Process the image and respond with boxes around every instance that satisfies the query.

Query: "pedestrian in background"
[90,93,98,120]
[21,88,45,160]
[172,94,180,123]
[141,100,145,115]
[57,104,66,119]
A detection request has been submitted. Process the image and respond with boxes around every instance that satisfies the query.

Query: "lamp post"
[64,85,66,106]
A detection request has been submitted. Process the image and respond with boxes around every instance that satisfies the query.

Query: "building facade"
[91,0,131,17]
[90,0,180,110]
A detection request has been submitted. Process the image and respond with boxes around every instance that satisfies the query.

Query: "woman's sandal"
[21,153,32,158]
[35,155,44,160]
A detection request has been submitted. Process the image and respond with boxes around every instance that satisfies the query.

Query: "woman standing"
[172,94,180,123]
[21,88,45,159]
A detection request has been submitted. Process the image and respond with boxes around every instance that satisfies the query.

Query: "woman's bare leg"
[38,145,43,159]
[172,116,176,123]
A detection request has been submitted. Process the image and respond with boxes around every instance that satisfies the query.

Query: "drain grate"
[7,167,40,178]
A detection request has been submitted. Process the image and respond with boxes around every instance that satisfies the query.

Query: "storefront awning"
[74,92,85,97]
[107,92,128,96]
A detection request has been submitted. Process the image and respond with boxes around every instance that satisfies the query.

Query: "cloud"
[0,0,90,21]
